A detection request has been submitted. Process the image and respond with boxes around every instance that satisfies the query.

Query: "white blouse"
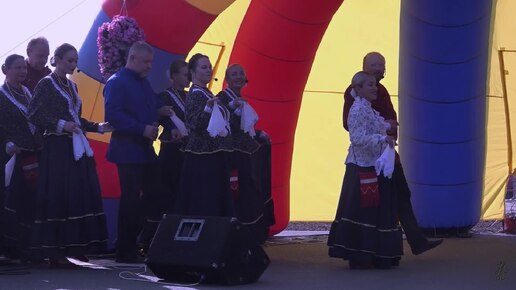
[345,96,390,167]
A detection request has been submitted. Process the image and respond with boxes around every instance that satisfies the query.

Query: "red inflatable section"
[90,139,121,198]
[102,0,217,54]
[229,0,344,234]
[90,0,234,199]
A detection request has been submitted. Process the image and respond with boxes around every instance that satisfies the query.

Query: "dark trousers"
[393,164,428,249]
[0,132,5,253]
[116,163,163,258]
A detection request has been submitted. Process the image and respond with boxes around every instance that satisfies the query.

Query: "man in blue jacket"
[104,41,178,263]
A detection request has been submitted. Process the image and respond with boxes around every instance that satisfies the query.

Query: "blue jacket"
[104,68,171,164]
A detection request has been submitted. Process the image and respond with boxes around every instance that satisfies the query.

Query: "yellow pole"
[498,49,514,174]
[209,42,226,90]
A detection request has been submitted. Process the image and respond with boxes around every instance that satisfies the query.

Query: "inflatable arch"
[71,0,514,241]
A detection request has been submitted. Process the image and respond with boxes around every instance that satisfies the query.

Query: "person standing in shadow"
[343,52,443,255]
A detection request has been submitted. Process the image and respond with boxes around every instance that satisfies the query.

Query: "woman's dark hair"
[50,43,77,67]
[2,54,24,75]
[168,59,188,77]
[187,53,209,82]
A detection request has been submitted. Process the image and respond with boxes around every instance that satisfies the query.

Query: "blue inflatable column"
[398,0,492,230]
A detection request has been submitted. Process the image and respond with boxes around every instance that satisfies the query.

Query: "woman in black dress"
[327,71,402,269]
[0,54,43,260]
[217,64,271,244]
[158,60,189,213]
[175,53,234,217]
[28,43,110,267]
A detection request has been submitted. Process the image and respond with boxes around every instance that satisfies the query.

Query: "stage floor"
[1,233,516,290]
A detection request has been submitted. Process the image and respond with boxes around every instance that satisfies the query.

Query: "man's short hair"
[128,41,153,57]
[362,51,385,68]
[27,37,49,52]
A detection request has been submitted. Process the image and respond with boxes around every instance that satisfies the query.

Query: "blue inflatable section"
[398,0,492,229]
[77,10,185,92]
[77,10,109,82]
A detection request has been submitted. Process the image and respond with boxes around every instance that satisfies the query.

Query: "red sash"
[358,170,380,208]
[230,169,239,200]
[21,152,39,191]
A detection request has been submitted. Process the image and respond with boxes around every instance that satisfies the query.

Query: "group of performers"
[0,37,442,272]
[0,38,274,267]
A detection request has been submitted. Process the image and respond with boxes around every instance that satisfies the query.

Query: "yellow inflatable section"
[483,0,516,219]
[185,0,400,221]
[191,0,515,221]
[291,1,400,220]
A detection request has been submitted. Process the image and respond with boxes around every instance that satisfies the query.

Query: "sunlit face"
[56,49,78,76]
[6,58,28,84]
[171,66,190,89]
[225,65,246,90]
[355,76,378,102]
[364,54,385,82]
[191,57,212,85]
[27,42,50,70]
[131,50,154,77]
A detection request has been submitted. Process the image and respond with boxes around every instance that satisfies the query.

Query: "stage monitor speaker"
[146,215,270,285]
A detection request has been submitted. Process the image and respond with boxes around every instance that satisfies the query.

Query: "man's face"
[131,51,154,77]
[364,54,386,82]
[27,42,50,70]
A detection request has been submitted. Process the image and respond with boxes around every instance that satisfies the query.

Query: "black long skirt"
[158,142,184,213]
[327,164,403,265]
[252,133,275,233]
[30,135,107,259]
[2,151,39,259]
[231,151,269,244]
[175,151,235,217]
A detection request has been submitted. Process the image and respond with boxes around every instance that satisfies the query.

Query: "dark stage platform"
[1,233,515,290]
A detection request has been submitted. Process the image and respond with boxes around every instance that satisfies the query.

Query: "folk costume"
[328,95,402,269]
[28,74,107,259]
[158,88,187,213]
[217,88,271,244]
[175,85,235,217]
[0,83,42,258]
[343,83,429,251]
